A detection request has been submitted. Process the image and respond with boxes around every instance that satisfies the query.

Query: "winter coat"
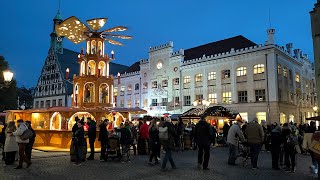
[223,124,230,137]
[271,126,282,151]
[87,121,97,140]
[74,127,85,146]
[4,129,18,152]
[160,121,176,150]
[227,123,245,146]
[98,123,108,142]
[245,121,264,144]
[13,123,29,144]
[149,126,159,145]
[120,127,132,145]
[139,123,149,140]
[194,120,213,145]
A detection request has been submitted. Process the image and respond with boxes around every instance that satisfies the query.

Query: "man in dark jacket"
[87,117,96,160]
[25,121,36,161]
[98,119,109,162]
[74,121,85,165]
[120,122,132,162]
[161,118,177,171]
[271,123,282,170]
[195,117,213,170]
[223,122,230,145]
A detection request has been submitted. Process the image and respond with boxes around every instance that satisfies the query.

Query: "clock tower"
[50,10,63,54]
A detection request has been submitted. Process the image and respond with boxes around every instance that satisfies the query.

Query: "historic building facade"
[33,12,128,108]
[114,29,316,124]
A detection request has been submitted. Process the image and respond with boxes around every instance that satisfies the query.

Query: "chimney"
[294,49,301,61]
[286,43,293,55]
[265,28,275,45]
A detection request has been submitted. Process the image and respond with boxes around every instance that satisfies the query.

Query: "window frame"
[222,92,232,103]
[253,64,265,74]
[195,74,203,82]
[208,72,216,80]
[236,67,247,77]
[255,89,266,102]
[183,76,191,84]
[184,96,191,106]
[222,70,230,79]
[238,91,248,103]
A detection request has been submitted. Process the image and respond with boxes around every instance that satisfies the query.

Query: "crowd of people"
[0,119,35,169]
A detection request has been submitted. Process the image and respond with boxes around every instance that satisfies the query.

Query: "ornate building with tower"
[115,29,316,124]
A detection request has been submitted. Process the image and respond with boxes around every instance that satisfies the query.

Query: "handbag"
[309,140,320,155]
[20,129,34,140]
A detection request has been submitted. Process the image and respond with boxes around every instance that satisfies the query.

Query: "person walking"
[4,121,18,165]
[195,117,213,170]
[86,117,96,160]
[13,119,31,169]
[303,121,318,174]
[283,123,298,173]
[227,118,245,165]
[139,120,149,155]
[223,122,230,145]
[25,121,36,162]
[245,118,264,170]
[130,122,138,155]
[74,121,85,166]
[160,117,177,171]
[98,119,109,162]
[120,122,132,163]
[148,119,160,165]
[271,122,282,170]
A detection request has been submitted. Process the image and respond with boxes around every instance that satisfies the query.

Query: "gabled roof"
[184,35,257,61]
[121,61,140,73]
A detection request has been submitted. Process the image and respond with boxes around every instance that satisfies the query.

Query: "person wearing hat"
[227,117,245,165]
[245,117,264,169]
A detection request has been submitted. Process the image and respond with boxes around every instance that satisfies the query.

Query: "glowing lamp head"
[314,106,318,112]
[66,68,70,73]
[193,101,198,107]
[117,72,120,77]
[3,70,13,82]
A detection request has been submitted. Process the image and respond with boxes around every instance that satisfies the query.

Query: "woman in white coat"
[4,121,18,165]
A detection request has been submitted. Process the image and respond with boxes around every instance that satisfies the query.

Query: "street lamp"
[313,106,318,116]
[193,99,210,110]
[0,70,13,89]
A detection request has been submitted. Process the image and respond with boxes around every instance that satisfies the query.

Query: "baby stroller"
[236,141,250,166]
[106,135,122,161]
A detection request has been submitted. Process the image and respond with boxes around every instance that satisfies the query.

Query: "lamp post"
[0,70,13,89]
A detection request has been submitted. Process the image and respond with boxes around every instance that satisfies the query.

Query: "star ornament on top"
[55,16,132,45]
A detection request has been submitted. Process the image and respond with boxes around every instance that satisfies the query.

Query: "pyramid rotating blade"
[102,34,133,39]
[102,26,128,33]
[55,16,89,44]
[104,38,124,46]
[86,18,108,31]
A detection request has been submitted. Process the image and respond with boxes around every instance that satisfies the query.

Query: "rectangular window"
[173,78,179,85]
[162,98,168,106]
[162,80,168,87]
[120,100,124,107]
[35,101,39,108]
[143,82,148,89]
[52,99,56,107]
[151,99,158,106]
[114,87,118,96]
[127,100,132,108]
[283,67,288,77]
[255,89,266,102]
[295,74,300,82]
[174,97,180,105]
[208,72,216,80]
[256,112,266,124]
[183,76,191,84]
[236,67,247,76]
[195,74,203,82]
[195,94,203,104]
[277,64,282,75]
[135,99,139,107]
[58,99,63,106]
[40,101,44,108]
[135,84,139,90]
[120,86,125,92]
[238,91,248,103]
[253,64,265,74]
[127,85,132,92]
[184,96,191,106]
[222,92,232,103]
[222,70,230,79]
[152,81,157,88]
[208,93,217,104]
[143,99,148,107]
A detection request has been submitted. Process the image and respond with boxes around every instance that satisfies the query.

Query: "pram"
[236,141,250,166]
[106,135,122,161]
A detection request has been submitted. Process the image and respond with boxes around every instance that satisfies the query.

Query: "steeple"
[50,6,63,54]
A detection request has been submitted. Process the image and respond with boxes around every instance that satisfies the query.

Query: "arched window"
[277,64,281,75]
[91,40,96,54]
[99,83,109,103]
[87,60,96,75]
[87,41,90,54]
[283,67,288,77]
[81,61,85,76]
[236,67,247,76]
[98,61,106,76]
[98,41,103,56]
[295,73,300,82]
[84,83,95,103]
[253,64,264,74]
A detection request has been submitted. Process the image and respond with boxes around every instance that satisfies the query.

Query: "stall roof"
[181,106,238,119]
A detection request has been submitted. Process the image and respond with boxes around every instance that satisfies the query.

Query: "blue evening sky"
[0,0,316,88]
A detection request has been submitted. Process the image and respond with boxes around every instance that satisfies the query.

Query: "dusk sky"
[0,0,316,88]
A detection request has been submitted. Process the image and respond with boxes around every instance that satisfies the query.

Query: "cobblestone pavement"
[0,147,317,180]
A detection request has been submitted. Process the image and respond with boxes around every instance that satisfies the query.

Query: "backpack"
[20,128,34,140]
[286,134,298,148]
[159,126,168,141]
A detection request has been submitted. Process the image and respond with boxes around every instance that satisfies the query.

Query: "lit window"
[255,89,266,102]
[278,64,282,75]
[127,84,132,91]
[283,67,288,77]
[143,82,148,89]
[236,67,247,77]
[195,94,203,104]
[120,86,125,92]
[222,70,230,79]
[208,93,217,104]
[114,87,118,96]
[127,100,132,108]
[162,80,168,87]
[256,112,266,124]
[222,92,232,103]
[152,81,157,88]
[173,78,179,85]
[253,64,265,74]
[295,74,300,82]
[184,76,191,84]
[195,74,203,82]
[208,72,216,80]
[143,99,148,107]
